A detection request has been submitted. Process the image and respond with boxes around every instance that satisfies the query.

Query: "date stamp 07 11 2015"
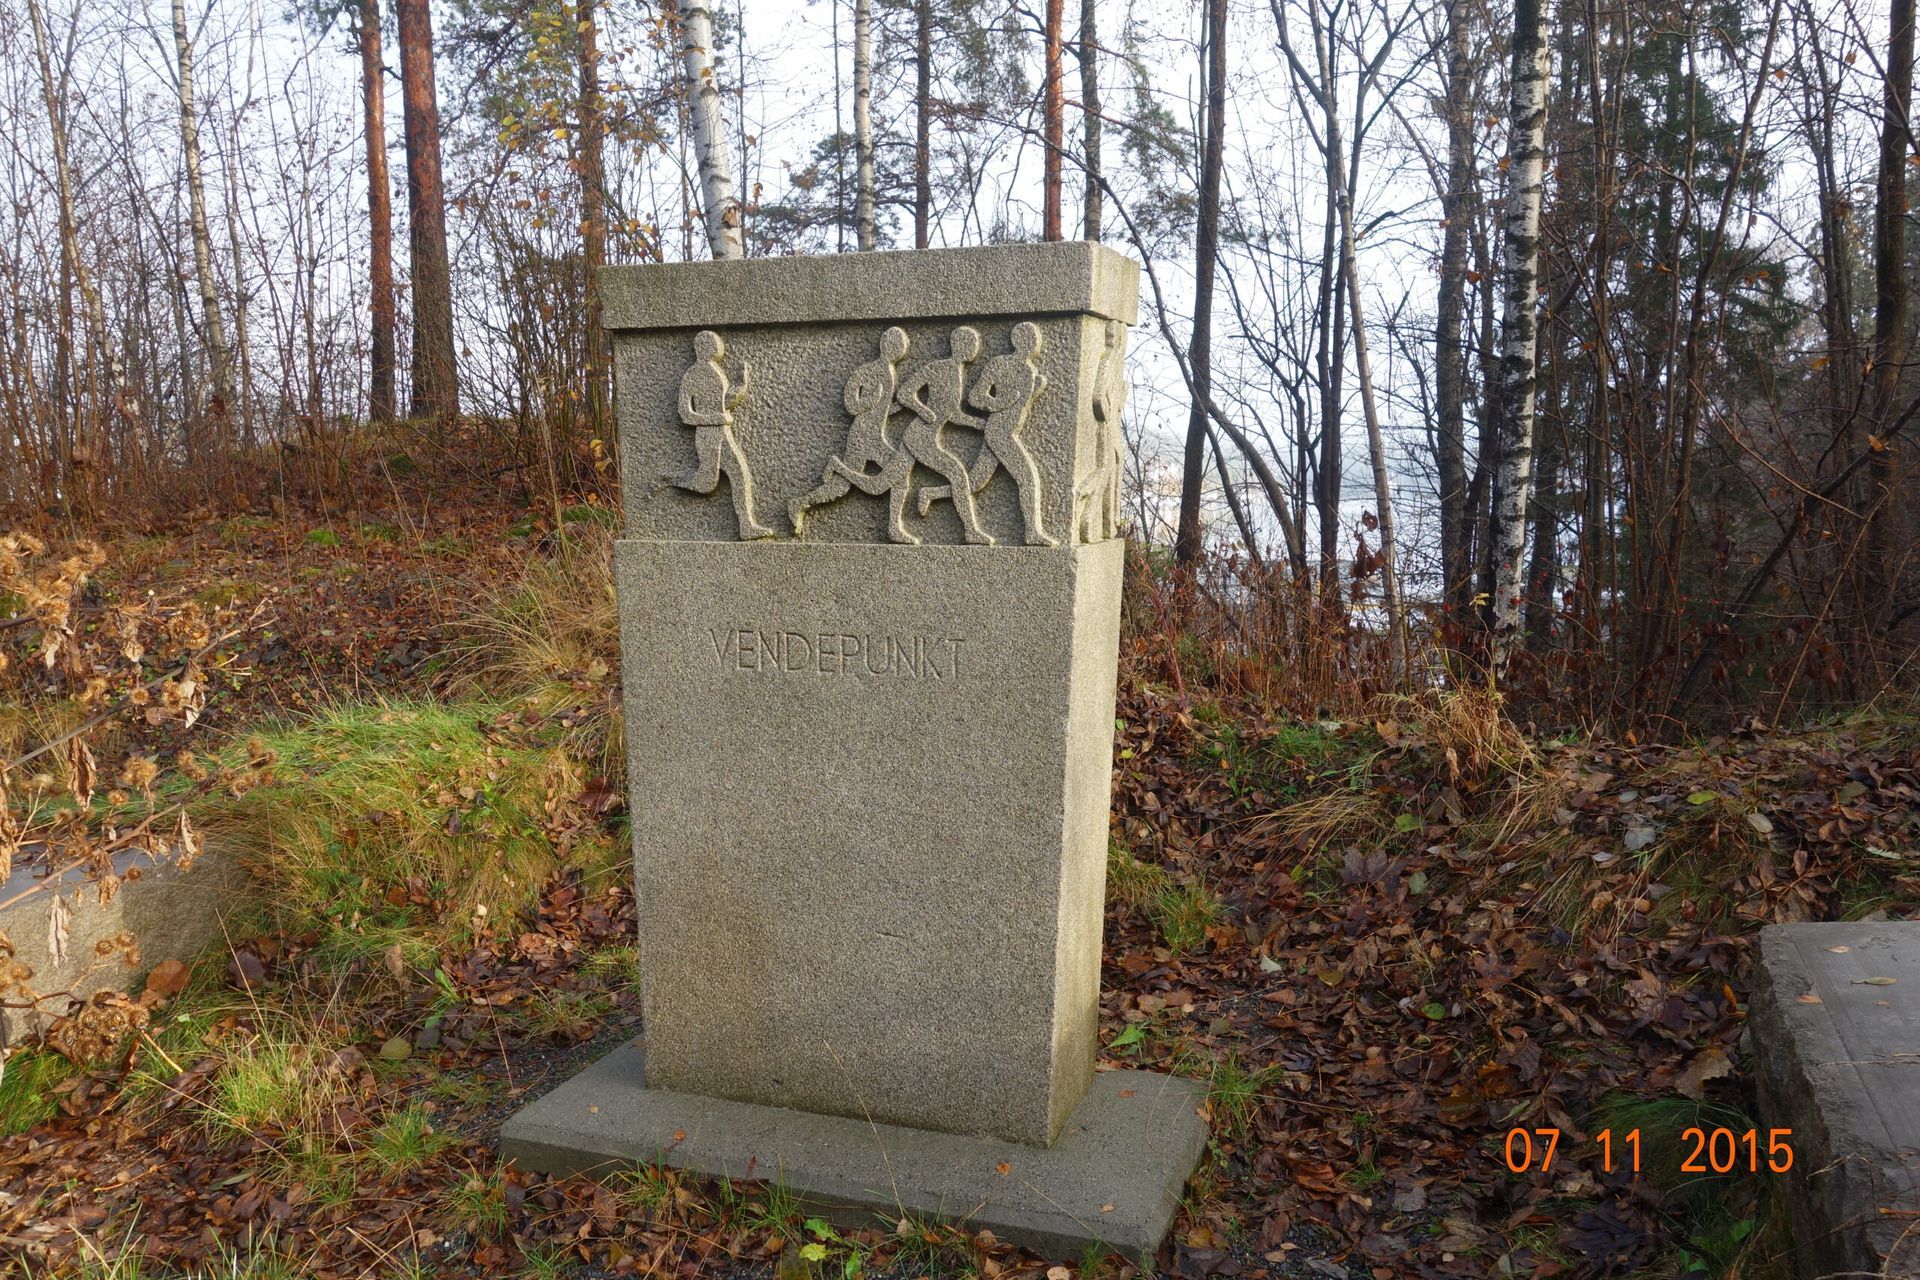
[1502,1127,1796,1176]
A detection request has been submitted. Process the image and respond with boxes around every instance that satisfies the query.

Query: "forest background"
[3,0,1915,729]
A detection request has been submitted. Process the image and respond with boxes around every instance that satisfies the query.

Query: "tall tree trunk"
[579,0,609,428]
[1868,0,1913,621]
[223,114,257,448]
[1524,422,1560,646]
[1078,0,1101,239]
[915,0,932,247]
[360,0,396,424]
[853,0,875,250]
[171,0,234,457]
[1436,0,1473,610]
[676,0,745,259]
[396,0,459,421]
[832,0,845,251]
[1333,137,1403,673]
[1486,0,1551,669]
[1174,0,1226,564]
[26,0,114,505]
[1042,0,1065,240]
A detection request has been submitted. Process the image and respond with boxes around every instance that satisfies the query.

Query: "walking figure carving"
[675,330,773,540]
[789,327,912,538]
[1076,319,1127,542]
[917,321,1054,546]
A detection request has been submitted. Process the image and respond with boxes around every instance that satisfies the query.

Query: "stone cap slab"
[600,242,1140,331]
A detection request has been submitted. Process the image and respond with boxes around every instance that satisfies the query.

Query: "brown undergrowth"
[1,519,1915,1278]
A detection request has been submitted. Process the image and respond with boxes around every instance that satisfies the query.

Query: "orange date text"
[1500,1127,1794,1175]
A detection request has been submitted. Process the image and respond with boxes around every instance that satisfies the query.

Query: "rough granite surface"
[1750,922,1920,1279]
[0,842,250,1046]
[617,539,1124,1147]
[500,1040,1207,1266]
[599,242,1140,331]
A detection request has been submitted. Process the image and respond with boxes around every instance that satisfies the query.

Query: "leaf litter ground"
[3,513,1917,1279]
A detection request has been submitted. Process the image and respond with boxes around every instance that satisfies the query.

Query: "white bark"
[171,0,234,424]
[25,0,120,414]
[1488,0,1551,670]
[853,0,875,250]
[679,0,744,260]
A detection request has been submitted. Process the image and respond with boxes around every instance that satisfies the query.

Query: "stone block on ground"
[0,842,250,1047]
[1751,921,1920,1279]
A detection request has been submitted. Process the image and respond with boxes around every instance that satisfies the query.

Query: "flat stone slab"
[1751,922,1920,1279]
[500,1041,1208,1265]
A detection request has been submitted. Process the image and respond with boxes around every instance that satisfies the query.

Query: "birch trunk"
[914,0,931,247]
[171,0,233,449]
[1174,0,1226,564]
[580,0,609,426]
[26,0,117,500]
[679,0,745,259]
[1042,0,1065,240]
[1336,154,1404,675]
[853,0,874,250]
[1487,0,1551,670]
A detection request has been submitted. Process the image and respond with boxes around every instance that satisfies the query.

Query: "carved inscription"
[708,627,967,680]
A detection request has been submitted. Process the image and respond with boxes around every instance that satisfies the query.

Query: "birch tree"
[1173,0,1226,564]
[679,0,744,259]
[170,0,234,443]
[580,0,609,423]
[853,0,874,250]
[1042,0,1064,240]
[914,0,931,247]
[1486,0,1550,669]
[1434,0,1474,607]
[1079,0,1100,239]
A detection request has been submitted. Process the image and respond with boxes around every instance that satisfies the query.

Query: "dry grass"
[454,523,623,779]
[193,699,623,966]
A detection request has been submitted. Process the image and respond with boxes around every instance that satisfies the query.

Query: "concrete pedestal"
[501,1042,1207,1265]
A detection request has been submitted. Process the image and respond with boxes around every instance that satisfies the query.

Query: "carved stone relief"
[673,330,774,540]
[673,320,1125,545]
[1075,319,1127,543]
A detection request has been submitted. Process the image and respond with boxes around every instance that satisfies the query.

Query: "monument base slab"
[500,1041,1207,1265]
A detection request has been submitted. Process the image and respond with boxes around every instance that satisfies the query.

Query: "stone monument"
[502,243,1206,1263]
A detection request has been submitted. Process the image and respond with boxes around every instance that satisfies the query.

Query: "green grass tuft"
[193,699,623,959]
[0,1049,75,1136]
[365,1101,454,1176]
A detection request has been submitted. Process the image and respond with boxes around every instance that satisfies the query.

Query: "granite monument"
[502,242,1206,1264]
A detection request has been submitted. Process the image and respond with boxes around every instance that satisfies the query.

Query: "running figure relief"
[1075,319,1127,542]
[788,327,914,540]
[790,324,1053,545]
[674,330,774,540]
[916,322,1054,546]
